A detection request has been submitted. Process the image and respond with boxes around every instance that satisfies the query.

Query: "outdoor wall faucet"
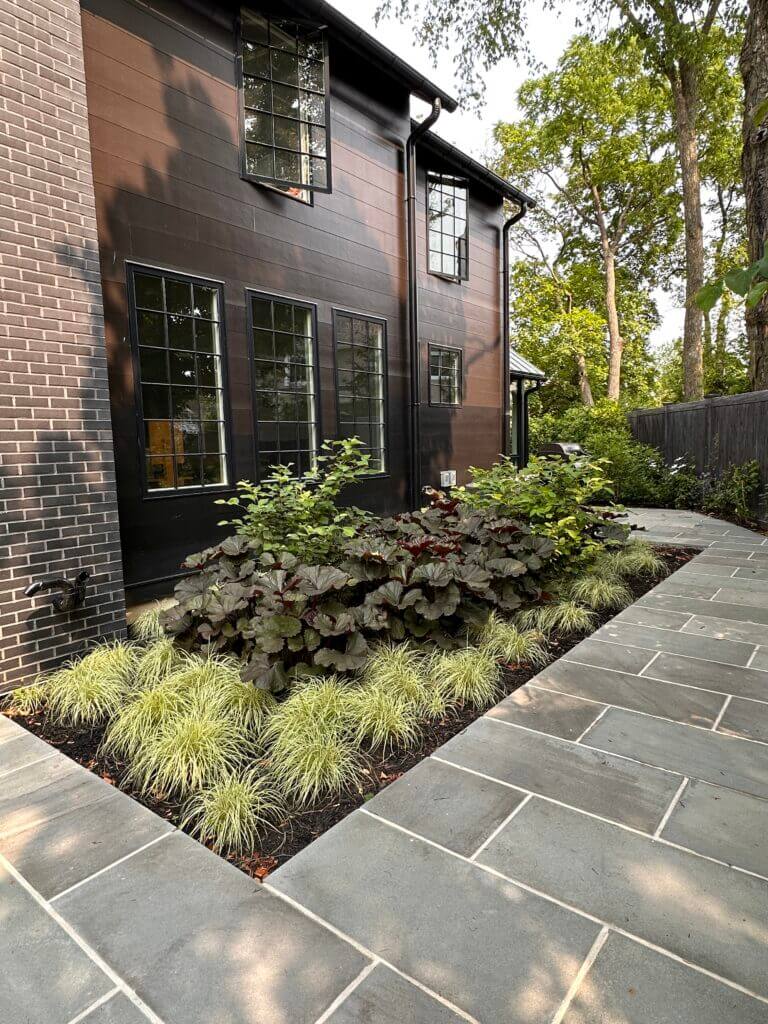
[25,571,90,613]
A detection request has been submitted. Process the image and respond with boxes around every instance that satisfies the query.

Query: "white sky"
[328,0,683,347]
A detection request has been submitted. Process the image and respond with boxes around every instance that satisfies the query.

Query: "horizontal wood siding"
[81,0,505,594]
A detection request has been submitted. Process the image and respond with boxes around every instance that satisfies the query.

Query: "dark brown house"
[1,0,536,687]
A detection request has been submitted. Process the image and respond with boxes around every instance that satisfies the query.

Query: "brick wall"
[0,0,126,690]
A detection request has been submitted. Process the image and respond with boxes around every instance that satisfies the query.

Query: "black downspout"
[406,99,442,510]
[522,379,544,466]
[501,203,530,455]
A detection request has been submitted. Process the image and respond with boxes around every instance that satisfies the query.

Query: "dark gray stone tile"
[271,810,599,1024]
[717,697,768,744]
[735,565,768,581]
[364,757,525,857]
[0,860,110,1023]
[643,651,768,701]
[0,729,56,776]
[583,708,768,800]
[563,932,768,1024]
[438,716,681,832]
[612,606,691,631]
[326,965,466,1024]
[679,561,741,578]
[478,798,768,999]
[0,754,115,840]
[662,778,768,877]
[648,578,721,600]
[593,621,754,667]
[708,541,767,553]
[751,648,768,672]
[533,660,724,727]
[83,993,150,1024]
[715,585,768,608]
[56,831,367,1024]
[563,638,653,675]
[486,686,604,740]
[0,788,174,900]
[682,614,768,646]
[641,591,768,626]
[695,555,767,569]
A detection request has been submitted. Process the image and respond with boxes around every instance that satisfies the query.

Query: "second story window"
[239,10,331,194]
[427,173,469,281]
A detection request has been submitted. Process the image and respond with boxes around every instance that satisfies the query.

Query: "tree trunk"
[669,63,705,400]
[741,0,768,391]
[575,351,595,406]
[603,245,623,401]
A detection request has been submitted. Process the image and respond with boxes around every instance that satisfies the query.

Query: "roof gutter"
[406,99,442,510]
[502,203,531,457]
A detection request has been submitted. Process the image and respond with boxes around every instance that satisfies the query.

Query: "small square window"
[429,346,463,406]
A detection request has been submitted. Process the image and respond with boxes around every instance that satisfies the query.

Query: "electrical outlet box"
[440,470,457,488]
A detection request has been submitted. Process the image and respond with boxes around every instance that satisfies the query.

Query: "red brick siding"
[0,0,126,689]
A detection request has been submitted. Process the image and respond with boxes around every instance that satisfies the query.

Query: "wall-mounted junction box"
[440,470,457,488]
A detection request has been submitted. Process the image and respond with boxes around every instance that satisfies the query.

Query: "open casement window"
[428,345,463,406]
[129,267,231,495]
[427,173,469,281]
[239,9,331,195]
[249,292,320,479]
[333,310,388,474]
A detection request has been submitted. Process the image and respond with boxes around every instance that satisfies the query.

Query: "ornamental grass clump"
[568,573,632,612]
[476,612,549,668]
[263,678,363,805]
[517,600,597,636]
[432,646,501,709]
[135,637,186,688]
[181,769,284,853]
[101,686,189,761]
[346,683,420,753]
[4,683,47,716]
[128,605,167,643]
[598,541,667,580]
[126,710,245,798]
[362,642,447,719]
[46,641,138,727]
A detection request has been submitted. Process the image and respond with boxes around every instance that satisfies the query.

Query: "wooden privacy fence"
[627,390,768,524]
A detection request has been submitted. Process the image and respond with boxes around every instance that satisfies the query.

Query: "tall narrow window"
[429,345,463,406]
[333,311,387,473]
[239,9,331,193]
[130,267,229,493]
[249,292,319,477]
[427,173,469,280]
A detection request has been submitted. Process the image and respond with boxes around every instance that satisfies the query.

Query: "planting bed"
[4,546,692,881]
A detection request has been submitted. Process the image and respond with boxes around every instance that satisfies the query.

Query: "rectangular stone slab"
[612,606,692,631]
[364,756,527,857]
[715,586,768,608]
[735,565,768,581]
[0,861,110,1024]
[750,648,768,672]
[716,696,768,743]
[271,810,600,1024]
[582,708,768,800]
[563,931,768,1024]
[592,621,755,667]
[661,778,768,878]
[478,798,768,999]
[533,660,724,727]
[642,651,768,701]
[682,613,768,646]
[648,578,721,600]
[326,965,466,1024]
[678,561,742,578]
[486,686,605,740]
[0,730,56,777]
[563,638,654,674]
[640,591,768,626]
[694,555,768,569]
[437,716,682,832]
[56,831,368,1024]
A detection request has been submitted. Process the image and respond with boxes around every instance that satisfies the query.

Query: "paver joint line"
[312,961,380,1024]
[64,987,121,1024]
[549,926,611,1024]
[49,830,175,904]
[653,777,689,838]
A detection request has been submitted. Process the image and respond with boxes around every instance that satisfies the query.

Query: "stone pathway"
[3,510,768,1023]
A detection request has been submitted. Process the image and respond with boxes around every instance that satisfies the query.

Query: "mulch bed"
[4,546,693,881]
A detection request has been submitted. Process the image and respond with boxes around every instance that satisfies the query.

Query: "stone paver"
[3,510,768,1023]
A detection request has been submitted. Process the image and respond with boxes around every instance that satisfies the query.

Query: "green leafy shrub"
[163,495,557,690]
[181,770,283,853]
[703,460,761,521]
[457,453,627,571]
[216,438,372,564]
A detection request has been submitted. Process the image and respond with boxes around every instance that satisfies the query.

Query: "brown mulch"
[4,546,693,881]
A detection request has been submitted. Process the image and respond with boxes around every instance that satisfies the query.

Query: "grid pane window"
[427,173,469,280]
[240,10,330,193]
[429,346,462,406]
[250,294,318,477]
[132,270,228,492]
[334,313,387,473]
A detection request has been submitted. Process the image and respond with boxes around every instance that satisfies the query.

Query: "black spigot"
[25,571,90,612]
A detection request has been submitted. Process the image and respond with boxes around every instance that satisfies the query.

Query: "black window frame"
[332,308,390,478]
[426,172,470,283]
[236,9,333,196]
[428,344,464,407]
[246,288,323,480]
[127,263,234,500]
